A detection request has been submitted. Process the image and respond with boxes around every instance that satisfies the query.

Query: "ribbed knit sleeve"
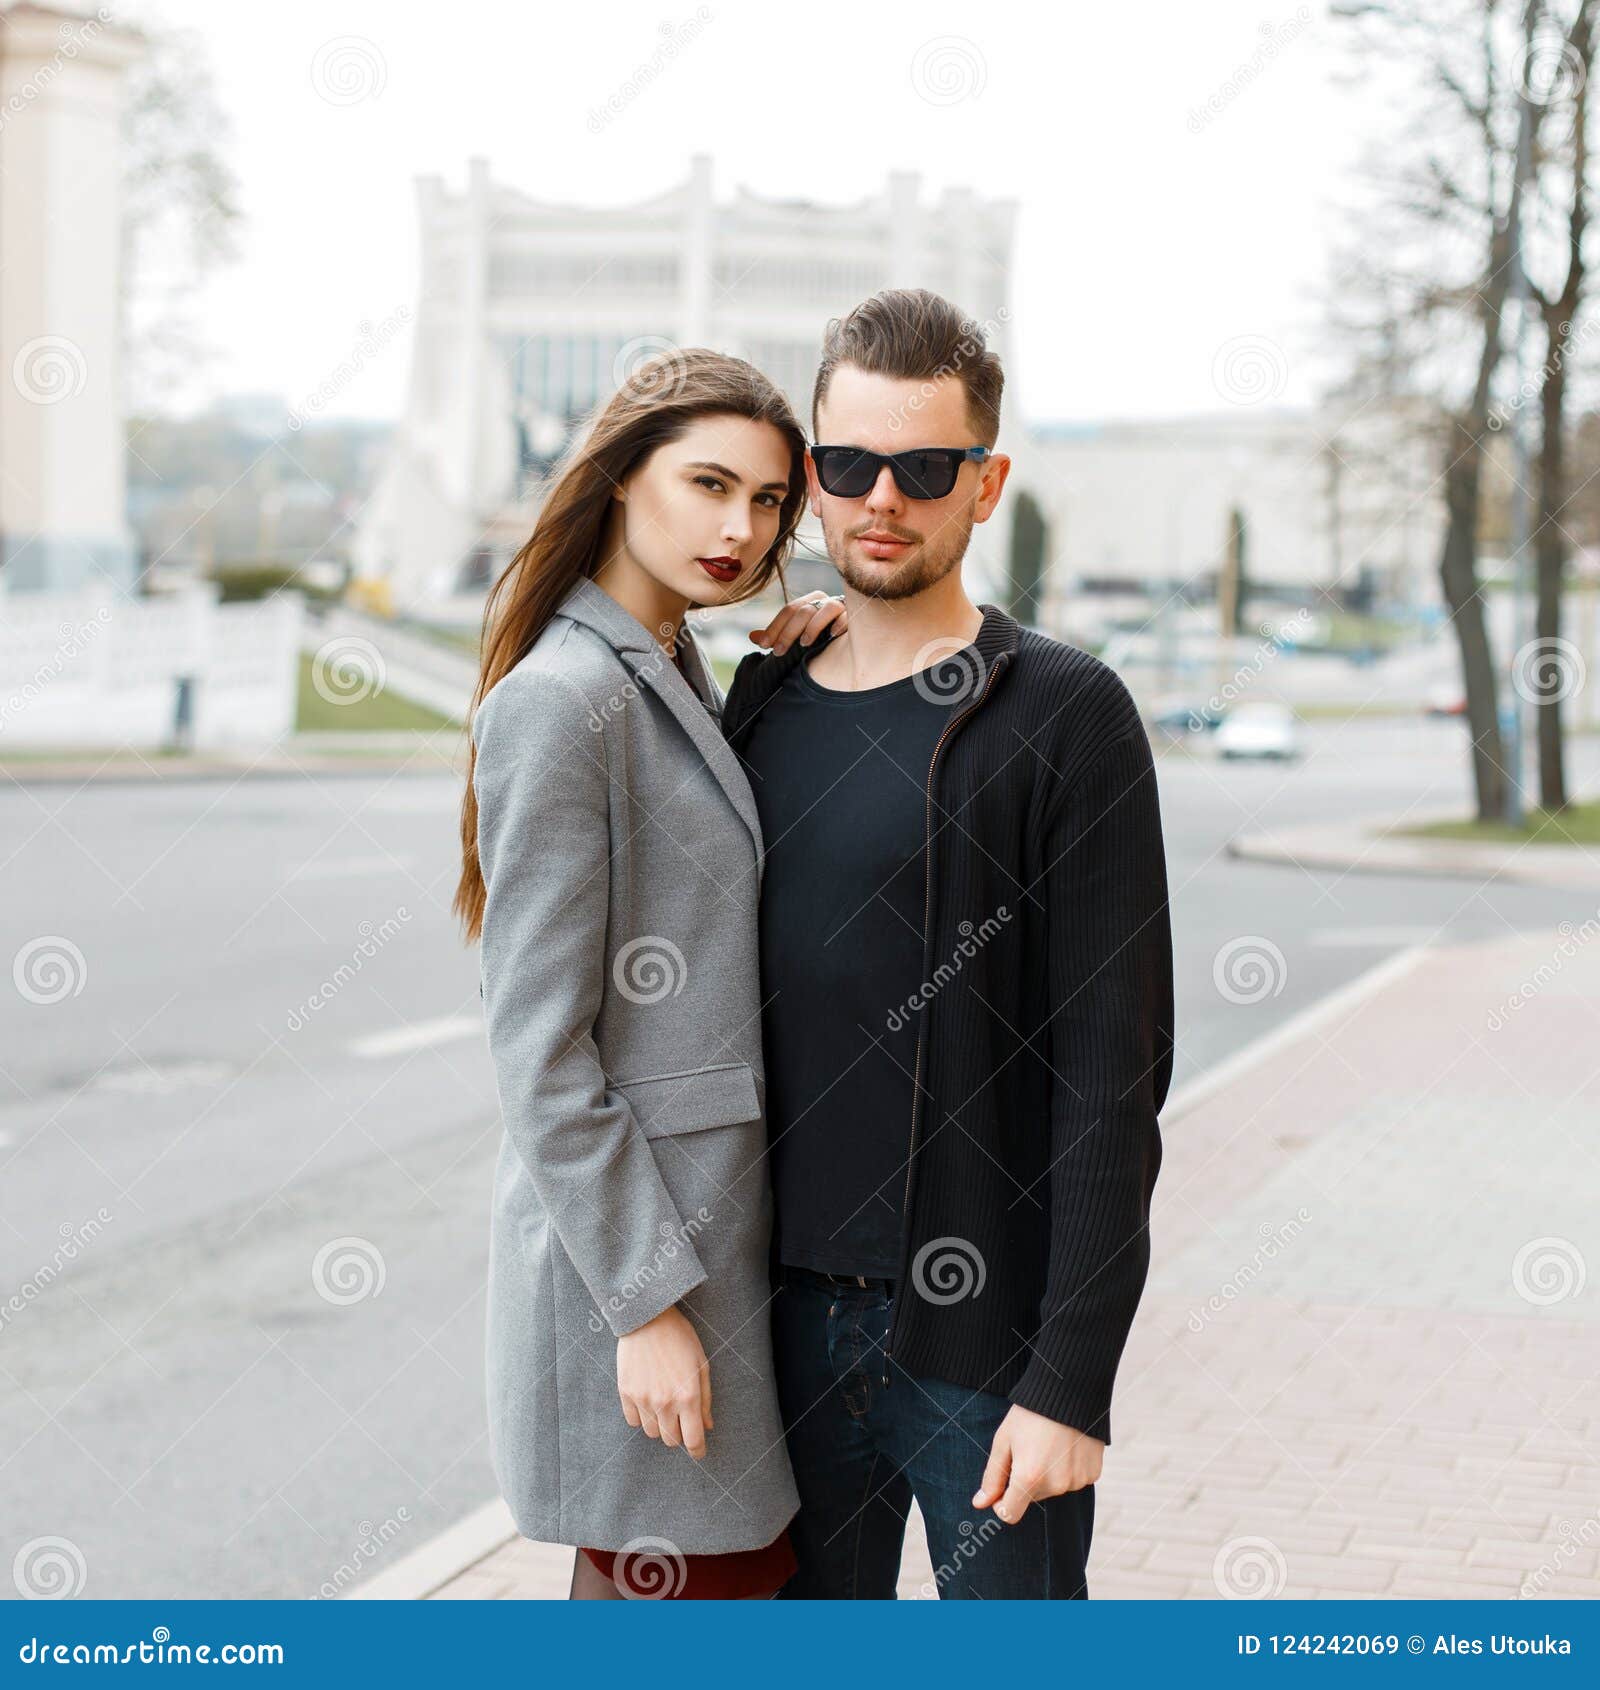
[1006,722,1174,1443]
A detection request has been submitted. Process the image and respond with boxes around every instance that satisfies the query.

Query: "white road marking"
[348,1016,482,1059]
[1308,928,1439,948]
[289,854,413,881]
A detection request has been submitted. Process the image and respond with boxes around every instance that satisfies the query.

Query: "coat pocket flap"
[615,1061,761,1139]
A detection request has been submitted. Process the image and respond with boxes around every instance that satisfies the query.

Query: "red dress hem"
[579,1525,797,1599]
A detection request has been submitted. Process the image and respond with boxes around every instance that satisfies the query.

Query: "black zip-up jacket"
[721,600,1175,1445]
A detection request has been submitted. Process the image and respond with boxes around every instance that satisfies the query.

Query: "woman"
[454,348,844,1600]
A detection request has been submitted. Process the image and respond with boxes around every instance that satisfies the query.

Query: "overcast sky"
[127,0,1350,429]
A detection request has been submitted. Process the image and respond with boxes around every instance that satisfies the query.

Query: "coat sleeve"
[473,665,709,1337]
[1006,721,1175,1444]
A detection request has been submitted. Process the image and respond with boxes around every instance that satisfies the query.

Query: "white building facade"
[0,1,142,596]
[355,154,1017,609]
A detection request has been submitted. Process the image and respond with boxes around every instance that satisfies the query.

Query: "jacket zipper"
[881,651,1009,1388]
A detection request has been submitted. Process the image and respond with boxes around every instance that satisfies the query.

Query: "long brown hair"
[453,348,809,944]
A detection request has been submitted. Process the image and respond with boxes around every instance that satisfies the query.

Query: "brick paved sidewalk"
[369,927,1599,1600]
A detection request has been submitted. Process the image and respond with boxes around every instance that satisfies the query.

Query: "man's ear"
[973,452,1012,525]
[802,447,823,518]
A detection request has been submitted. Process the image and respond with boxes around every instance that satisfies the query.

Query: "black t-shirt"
[738,643,966,1277]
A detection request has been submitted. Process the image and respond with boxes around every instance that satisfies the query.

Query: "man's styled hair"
[811,287,1005,447]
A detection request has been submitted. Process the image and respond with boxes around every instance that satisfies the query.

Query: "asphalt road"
[1,719,1595,1596]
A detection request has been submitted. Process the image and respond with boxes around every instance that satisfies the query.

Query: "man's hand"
[971,1404,1103,1524]
[748,590,847,652]
[616,1304,714,1460]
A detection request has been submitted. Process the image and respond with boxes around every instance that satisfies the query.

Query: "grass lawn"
[399,618,482,658]
[295,653,457,732]
[1395,799,1600,846]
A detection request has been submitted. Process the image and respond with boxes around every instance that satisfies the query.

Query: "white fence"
[0,587,304,748]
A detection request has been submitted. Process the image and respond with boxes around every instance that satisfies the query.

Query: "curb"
[0,742,468,787]
[1229,808,1600,891]
[342,1499,517,1599]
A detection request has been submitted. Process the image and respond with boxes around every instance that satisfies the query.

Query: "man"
[721,288,1176,1599]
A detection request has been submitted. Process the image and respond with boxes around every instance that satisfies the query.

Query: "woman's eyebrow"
[684,459,789,491]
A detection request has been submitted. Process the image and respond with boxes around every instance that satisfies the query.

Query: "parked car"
[1425,683,1468,717]
[1151,696,1224,738]
[1214,702,1300,761]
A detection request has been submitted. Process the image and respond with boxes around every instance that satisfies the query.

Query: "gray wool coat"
[472,574,800,1555]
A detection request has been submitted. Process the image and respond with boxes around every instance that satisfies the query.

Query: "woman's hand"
[616,1304,714,1459]
[749,590,848,653]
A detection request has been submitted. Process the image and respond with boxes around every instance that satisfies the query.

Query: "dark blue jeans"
[770,1263,1094,1599]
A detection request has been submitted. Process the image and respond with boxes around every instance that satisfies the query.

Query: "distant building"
[1011,398,1448,634]
[354,154,1017,610]
[0,2,143,597]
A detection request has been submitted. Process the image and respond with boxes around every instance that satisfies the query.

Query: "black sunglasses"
[810,444,991,501]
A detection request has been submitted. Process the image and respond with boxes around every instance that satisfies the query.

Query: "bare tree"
[119,15,242,415]
[1524,1,1596,814]
[1326,0,1582,820]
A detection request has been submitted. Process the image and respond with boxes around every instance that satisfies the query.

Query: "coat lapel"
[556,577,764,873]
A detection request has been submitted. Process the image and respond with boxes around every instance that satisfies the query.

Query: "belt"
[783,1263,895,1294]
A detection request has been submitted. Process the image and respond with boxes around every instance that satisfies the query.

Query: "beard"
[824,503,976,602]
